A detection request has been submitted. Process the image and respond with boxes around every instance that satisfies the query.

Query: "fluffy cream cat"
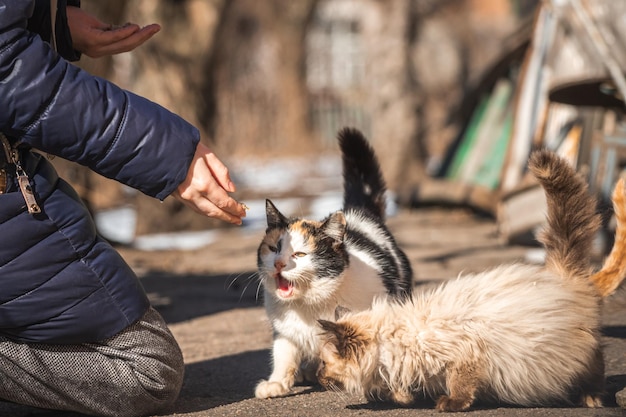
[316,149,606,411]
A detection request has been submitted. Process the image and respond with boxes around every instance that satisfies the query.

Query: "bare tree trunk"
[361,0,424,191]
[210,0,318,157]
[119,0,229,234]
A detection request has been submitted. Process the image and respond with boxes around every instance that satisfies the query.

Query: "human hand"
[173,143,247,225]
[66,6,161,58]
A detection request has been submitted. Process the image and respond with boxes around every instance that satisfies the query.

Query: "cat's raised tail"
[528,149,601,279]
[338,128,387,219]
[591,178,626,297]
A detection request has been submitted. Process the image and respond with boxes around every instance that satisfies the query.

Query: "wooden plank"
[458,78,514,183]
[501,5,557,192]
[396,178,498,215]
[446,96,489,180]
[472,104,514,189]
[497,183,546,242]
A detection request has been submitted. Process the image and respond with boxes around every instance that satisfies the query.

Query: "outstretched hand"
[173,143,247,225]
[65,7,245,224]
[66,6,161,57]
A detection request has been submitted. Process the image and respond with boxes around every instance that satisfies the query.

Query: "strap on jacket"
[50,0,58,51]
[0,133,41,215]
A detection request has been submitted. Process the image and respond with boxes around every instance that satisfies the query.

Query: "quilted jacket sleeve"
[0,0,200,200]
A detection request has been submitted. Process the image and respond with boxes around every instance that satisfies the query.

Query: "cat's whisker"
[238,272,262,302]
[255,279,264,302]
[325,382,349,403]
[225,272,245,291]
[254,271,270,299]
[225,271,265,304]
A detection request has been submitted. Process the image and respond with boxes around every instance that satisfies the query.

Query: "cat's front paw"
[390,389,414,406]
[255,380,291,399]
[581,393,602,408]
[435,395,472,412]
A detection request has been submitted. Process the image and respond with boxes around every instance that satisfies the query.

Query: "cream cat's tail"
[591,178,626,297]
[528,150,601,279]
[338,128,387,219]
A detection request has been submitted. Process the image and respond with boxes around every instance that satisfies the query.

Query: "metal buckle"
[0,133,40,213]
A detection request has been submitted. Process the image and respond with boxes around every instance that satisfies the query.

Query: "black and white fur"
[254,128,413,398]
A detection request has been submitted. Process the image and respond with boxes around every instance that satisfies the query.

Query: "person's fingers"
[66,6,160,56]
[204,151,236,193]
[174,143,247,224]
[99,23,142,40]
[173,189,245,225]
[204,189,247,219]
[90,24,161,56]
[174,170,246,222]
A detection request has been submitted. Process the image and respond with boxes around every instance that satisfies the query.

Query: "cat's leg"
[435,362,480,412]
[255,337,301,399]
[577,346,604,408]
[390,389,414,406]
[298,358,320,384]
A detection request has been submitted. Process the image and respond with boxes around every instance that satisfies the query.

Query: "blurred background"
[58,0,626,250]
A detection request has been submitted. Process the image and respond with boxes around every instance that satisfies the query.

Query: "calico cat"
[316,149,605,411]
[254,127,413,399]
[591,177,626,297]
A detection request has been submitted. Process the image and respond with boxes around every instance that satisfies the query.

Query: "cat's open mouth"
[275,273,294,298]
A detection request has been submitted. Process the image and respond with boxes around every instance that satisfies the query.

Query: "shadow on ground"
[172,349,271,412]
[140,270,261,324]
[172,350,329,414]
[169,345,626,414]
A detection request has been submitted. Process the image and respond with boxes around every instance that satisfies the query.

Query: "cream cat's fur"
[317,149,605,411]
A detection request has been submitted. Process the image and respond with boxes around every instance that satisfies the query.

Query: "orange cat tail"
[591,178,626,298]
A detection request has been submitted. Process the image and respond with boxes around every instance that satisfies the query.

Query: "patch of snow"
[94,206,136,245]
[133,230,219,251]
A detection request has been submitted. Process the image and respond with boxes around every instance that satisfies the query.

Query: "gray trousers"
[0,307,184,417]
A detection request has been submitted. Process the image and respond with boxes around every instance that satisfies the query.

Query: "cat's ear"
[266,199,288,229]
[318,319,367,359]
[321,211,346,242]
[318,319,343,347]
[335,305,352,320]
[319,319,340,333]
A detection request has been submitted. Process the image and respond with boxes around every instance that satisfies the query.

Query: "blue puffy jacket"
[0,1,200,343]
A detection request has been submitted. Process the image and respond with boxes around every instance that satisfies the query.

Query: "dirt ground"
[2,207,626,417]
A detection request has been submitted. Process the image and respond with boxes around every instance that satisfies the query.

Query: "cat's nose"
[274,260,286,270]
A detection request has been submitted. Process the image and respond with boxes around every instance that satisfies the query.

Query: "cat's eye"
[268,239,283,253]
[293,251,307,258]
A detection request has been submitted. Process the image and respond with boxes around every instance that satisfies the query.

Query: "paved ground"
[2,207,626,417]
